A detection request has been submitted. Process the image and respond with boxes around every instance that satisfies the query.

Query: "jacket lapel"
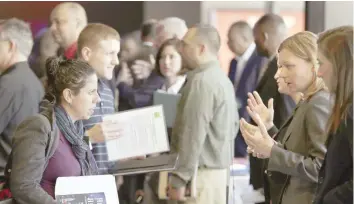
[236,51,259,90]
[257,57,277,90]
[228,59,237,84]
[281,101,304,143]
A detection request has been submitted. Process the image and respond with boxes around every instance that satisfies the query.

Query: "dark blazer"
[265,90,333,204]
[9,99,59,204]
[249,57,296,191]
[313,106,353,204]
[118,70,165,111]
[228,50,266,157]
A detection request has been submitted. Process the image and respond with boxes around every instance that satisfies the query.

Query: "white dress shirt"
[159,75,187,94]
[234,43,256,89]
[143,41,154,47]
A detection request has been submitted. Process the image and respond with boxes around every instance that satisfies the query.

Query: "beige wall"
[143,1,201,27]
[325,1,353,30]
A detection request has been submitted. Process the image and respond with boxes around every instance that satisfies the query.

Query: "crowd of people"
[0,2,352,204]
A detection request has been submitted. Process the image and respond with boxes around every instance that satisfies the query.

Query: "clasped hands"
[240,91,277,159]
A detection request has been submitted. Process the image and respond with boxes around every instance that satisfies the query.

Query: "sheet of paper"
[153,91,181,128]
[55,175,119,204]
[102,105,169,161]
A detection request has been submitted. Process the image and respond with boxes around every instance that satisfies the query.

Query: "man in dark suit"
[249,14,296,203]
[227,21,267,158]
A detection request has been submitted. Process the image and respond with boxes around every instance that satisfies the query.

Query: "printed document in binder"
[102,105,169,161]
[55,175,119,204]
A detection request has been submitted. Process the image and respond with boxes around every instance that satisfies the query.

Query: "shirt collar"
[64,42,77,59]
[143,41,154,47]
[0,61,27,76]
[160,75,187,94]
[97,78,110,93]
[187,60,219,80]
[235,43,255,62]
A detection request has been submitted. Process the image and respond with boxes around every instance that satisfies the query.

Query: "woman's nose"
[164,57,171,66]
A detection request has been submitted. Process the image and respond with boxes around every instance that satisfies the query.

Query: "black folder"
[107,153,179,176]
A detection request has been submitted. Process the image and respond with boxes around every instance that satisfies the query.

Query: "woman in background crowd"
[155,38,187,95]
[240,31,334,204]
[313,25,353,204]
[8,57,100,203]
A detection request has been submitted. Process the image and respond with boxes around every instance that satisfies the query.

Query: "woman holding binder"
[153,37,188,142]
[6,58,101,204]
[143,38,188,204]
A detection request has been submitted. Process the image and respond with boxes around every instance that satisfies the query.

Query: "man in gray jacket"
[0,18,44,180]
[168,24,238,204]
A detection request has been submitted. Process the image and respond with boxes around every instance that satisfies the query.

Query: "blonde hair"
[78,23,120,56]
[278,31,326,100]
[318,26,353,135]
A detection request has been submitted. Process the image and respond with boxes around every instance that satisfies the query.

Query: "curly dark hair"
[45,57,96,101]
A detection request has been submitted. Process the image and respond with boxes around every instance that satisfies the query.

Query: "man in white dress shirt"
[227,21,266,158]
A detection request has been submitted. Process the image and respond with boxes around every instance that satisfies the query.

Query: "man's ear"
[263,31,269,42]
[8,40,16,53]
[81,46,92,61]
[200,44,206,55]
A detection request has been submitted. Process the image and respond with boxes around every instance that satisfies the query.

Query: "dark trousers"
[119,174,146,204]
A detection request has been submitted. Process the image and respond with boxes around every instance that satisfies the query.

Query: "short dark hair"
[254,13,286,34]
[141,21,157,39]
[194,24,221,54]
[155,38,187,77]
[45,57,96,102]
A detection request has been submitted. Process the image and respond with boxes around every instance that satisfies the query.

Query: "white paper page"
[55,175,119,204]
[103,105,169,161]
